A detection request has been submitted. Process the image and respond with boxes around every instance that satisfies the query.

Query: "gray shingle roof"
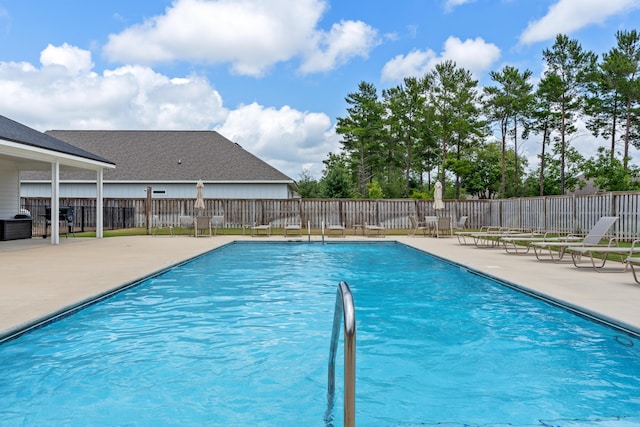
[39,130,293,182]
[0,116,114,165]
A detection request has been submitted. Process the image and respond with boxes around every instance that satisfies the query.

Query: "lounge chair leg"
[631,263,640,284]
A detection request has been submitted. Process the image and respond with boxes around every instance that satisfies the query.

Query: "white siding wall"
[21,182,292,199]
[0,160,20,219]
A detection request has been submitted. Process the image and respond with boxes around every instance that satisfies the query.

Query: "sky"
[1,0,639,180]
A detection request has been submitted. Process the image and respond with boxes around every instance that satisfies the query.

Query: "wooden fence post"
[145,186,152,235]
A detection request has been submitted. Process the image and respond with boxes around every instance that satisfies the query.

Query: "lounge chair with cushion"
[530,216,618,262]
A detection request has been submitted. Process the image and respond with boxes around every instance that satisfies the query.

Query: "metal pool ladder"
[326,281,356,427]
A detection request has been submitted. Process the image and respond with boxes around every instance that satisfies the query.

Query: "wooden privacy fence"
[21,191,640,240]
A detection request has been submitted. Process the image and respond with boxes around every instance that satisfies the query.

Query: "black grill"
[43,206,74,237]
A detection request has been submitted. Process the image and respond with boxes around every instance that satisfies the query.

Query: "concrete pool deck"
[1,233,639,340]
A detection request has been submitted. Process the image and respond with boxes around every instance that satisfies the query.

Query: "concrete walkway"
[1,233,639,340]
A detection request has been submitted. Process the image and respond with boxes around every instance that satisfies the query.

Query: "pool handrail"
[327,281,356,427]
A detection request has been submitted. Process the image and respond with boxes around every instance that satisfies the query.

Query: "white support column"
[51,161,60,245]
[96,169,104,238]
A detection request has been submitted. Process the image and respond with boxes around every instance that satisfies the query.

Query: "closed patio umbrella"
[433,181,444,211]
[195,180,206,213]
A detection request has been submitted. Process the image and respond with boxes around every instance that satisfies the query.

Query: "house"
[20,130,297,200]
[0,116,115,244]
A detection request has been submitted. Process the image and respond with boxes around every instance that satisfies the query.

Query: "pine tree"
[542,34,597,194]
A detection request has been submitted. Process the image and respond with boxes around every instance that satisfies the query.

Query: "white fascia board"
[0,140,115,171]
[23,180,293,184]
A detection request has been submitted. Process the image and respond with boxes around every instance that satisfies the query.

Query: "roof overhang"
[20,179,293,184]
[0,139,116,172]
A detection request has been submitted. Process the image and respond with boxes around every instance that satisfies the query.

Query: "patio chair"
[326,222,346,237]
[433,217,452,238]
[424,216,437,236]
[364,222,385,237]
[566,239,640,272]
[453,216,468,230]
[530,216,618,262]
[408,215,429,237]
[211,215,225,235]
[194,216,212,237]
[151,214,173,237]
[177,215,195,235]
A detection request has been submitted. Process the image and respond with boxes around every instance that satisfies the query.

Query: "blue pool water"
[1,242,640,426]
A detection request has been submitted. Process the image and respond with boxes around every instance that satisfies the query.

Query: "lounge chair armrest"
[603,237,619,247]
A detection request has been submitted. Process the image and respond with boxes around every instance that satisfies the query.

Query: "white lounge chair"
[455,226,534,247]
[530,216,618,262]
[251,222,271,237]
[469,227,536,247]
[567,239,640,272]
[500,232,582,255]
[625,255,640,283]
[284,221,302,237]
[327,222,346,237]
[364,222,385,237]
[456,225,498,245]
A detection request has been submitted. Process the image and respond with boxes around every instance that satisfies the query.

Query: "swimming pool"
[1,242,640,426]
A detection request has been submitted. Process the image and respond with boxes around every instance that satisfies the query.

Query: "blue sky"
[1,0,639,179]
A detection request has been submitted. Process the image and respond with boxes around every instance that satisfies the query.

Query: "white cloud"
[299,20,379,73]
[215,103,339,179]
[0,45,226,131]
[519,0,640,45]
[443,0,476,12]
[381,49,438,82]
[103,0,377,77]
[381,36,500,82]
[40,43,94,75]
[440,37,501,75]
[0,43,335,179]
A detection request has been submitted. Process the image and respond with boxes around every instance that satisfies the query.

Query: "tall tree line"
[298,30,640,199]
